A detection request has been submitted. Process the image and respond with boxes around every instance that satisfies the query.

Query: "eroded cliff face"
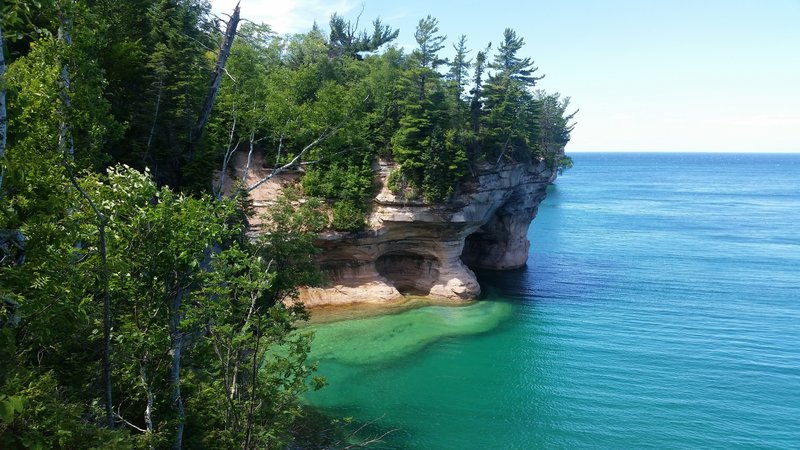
[226,150,559,306]
[296,160,557,306]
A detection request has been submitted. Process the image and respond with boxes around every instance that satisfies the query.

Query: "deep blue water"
[305,153,800,448]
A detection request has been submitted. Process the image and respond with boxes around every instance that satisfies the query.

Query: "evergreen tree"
[491,28,543,86]
[469,43,491,136]
[445,34,472,134]
[390,17,470,202]
[447,34,471,102]
[411,15,446,99]
[328,13,398,59]
[481,29,544,163]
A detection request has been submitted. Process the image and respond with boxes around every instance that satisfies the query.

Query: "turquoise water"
[303,153,800,448]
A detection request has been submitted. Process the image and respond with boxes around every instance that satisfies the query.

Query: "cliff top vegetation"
[213,15,576,229]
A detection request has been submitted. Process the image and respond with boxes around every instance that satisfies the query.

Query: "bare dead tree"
[214,106,241,199]
[330,415,399,449]
[243,131,257,183]
[187,2,241,163]
[143,70,164,166]
[244,126,338,193]
[168,5,243,445]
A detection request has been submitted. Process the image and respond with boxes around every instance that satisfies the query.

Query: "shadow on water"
[473,254,613,305]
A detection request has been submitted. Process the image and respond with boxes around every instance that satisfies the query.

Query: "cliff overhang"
[296,159,557,306]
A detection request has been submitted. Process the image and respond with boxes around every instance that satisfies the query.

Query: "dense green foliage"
[0,1,575,447]
[1,165,323,448]
[210,12,576,210]
[0,2,322,448]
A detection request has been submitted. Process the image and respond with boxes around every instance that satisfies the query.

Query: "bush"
[331,200,366,231]
[302,161,374,203]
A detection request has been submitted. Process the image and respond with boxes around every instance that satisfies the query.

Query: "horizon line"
[566,149,800,154]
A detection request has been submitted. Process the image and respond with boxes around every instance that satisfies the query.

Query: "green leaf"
[9,395,26,413]
[0,400,13,422]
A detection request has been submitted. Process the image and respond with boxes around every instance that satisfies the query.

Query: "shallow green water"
[302,154,800,448]
[306,300,513,366]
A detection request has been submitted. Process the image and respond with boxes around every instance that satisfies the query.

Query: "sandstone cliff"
[227,151,558,306]
[296,160,557,306]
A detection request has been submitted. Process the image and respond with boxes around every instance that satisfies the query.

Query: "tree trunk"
[140,355,155,439]
[58,8,114,429]
[170,286,187,450]
[243,313,261,450]
[66,169,113,429]
[98,217,113,428]
[186,2,241,163]
[143,72,163,167]
[0,24,7,192]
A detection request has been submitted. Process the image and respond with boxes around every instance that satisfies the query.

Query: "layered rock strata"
[296,160,557,306]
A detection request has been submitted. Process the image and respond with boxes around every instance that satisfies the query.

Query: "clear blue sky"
[211,0,800,152]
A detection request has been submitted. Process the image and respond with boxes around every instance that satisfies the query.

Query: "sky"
[210,0,800,152]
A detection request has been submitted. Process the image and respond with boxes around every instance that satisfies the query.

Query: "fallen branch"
[335,414,400,449]
[245,95,369,193]
[115,407,147,433]
[245,126,338,193]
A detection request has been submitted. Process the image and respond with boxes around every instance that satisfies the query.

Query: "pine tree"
[469,44,491,137]
[328,13,398,59]
[411,15,446,99]
[491,28,543,86]
[389,17,471,202]
[447,34,471,102]
[481,29,544,163]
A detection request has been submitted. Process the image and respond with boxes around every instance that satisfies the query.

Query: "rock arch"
[460,188,537,270]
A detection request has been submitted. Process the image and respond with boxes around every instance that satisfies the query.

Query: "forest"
[0,0,575,448]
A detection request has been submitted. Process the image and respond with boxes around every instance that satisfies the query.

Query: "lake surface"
[303,153,800,448]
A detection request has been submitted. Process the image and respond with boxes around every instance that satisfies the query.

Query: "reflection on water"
[304,298,514,366]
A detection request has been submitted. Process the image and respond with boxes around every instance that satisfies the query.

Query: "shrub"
[331,200,366,231]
